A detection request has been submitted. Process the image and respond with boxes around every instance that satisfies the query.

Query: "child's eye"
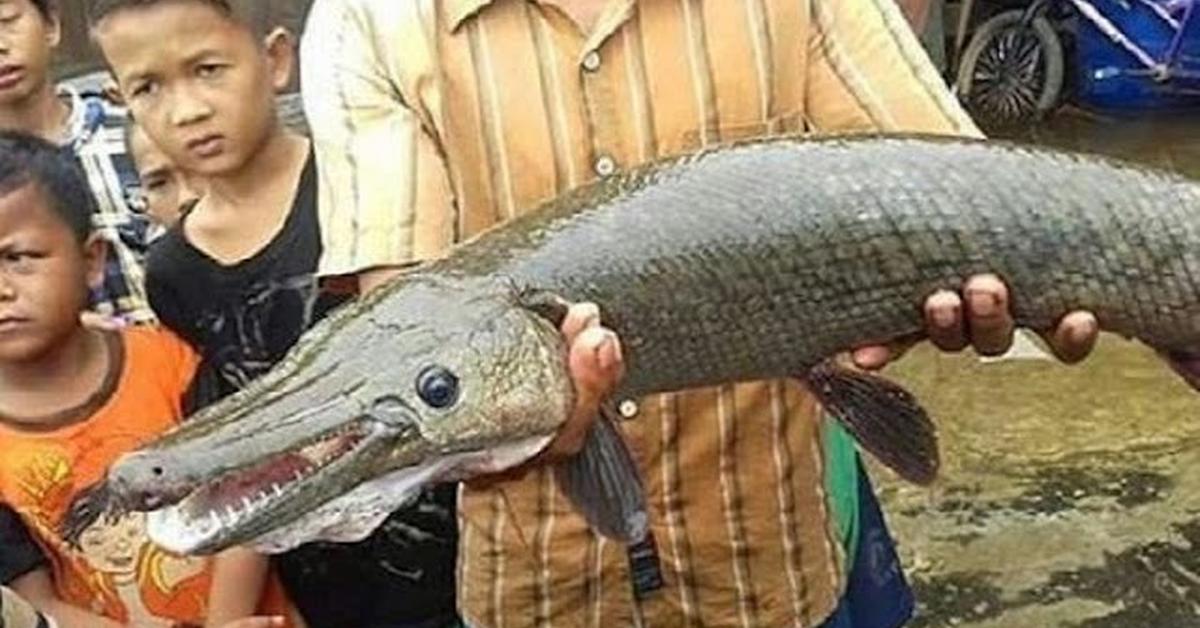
[129,81,157,99]
[1,251,41,271]
[143,177,167,192]
[196,63,226,79]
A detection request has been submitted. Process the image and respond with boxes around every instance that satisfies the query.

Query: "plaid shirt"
[60,85,155,323]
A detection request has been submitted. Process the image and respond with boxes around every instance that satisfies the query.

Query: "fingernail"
[600,335,618,368]
[581,327,604,345]
[1069,319,1097,345]
[968,291,997,317]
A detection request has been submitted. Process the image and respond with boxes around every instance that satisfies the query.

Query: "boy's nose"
[168,88,214,127]
[0,275,16,300]
[108,449,197,512]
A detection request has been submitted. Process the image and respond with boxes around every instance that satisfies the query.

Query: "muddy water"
[878,111,1200,627]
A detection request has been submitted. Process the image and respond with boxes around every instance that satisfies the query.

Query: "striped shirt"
[301,1,980,626]
[60,85,154,322]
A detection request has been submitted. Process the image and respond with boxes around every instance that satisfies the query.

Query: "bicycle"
[955,0,1200,126]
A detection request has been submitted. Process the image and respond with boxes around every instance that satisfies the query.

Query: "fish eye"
[416,366,460,409]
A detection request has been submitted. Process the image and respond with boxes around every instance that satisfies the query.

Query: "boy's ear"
[44,8,62,49]
[82,233,107,291]
[262,27,296,93]
[102,78,124,107]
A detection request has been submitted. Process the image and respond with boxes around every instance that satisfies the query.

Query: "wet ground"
[878,109,1200,627]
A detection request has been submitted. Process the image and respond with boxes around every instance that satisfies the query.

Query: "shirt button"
[618,399,639,419]
[582,51,602,72]
[594,154,616,177]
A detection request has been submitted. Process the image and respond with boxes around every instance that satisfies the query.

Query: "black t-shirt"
[0,504,44,585]
[146,153,459,628]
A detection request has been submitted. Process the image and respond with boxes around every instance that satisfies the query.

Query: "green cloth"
[822,417,861,570]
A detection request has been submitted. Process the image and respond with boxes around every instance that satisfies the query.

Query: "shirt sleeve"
[0,506,44,586]
[145,256,186,332]
[805,0,983,137]
[300,0,456,278]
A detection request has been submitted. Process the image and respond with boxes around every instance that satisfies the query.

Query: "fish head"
[94,272,574,555]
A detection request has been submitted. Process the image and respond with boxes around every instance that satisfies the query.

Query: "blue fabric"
[819,463,914,628]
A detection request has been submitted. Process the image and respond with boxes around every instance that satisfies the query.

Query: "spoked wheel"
[956,10,1065,128]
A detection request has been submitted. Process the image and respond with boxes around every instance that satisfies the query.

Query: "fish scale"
[427,135,1200,397]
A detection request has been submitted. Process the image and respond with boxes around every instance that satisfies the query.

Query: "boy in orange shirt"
[0,131,297,628]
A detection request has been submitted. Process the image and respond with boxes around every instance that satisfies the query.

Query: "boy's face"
[94,2,292,177]
[129,124,200,227]
[0,0,59,107]
[0,183,102,364]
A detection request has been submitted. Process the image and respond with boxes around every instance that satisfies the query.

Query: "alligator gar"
[81,134,1200,556]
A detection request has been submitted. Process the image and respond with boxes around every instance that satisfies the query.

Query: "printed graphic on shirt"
[75,511,207,625]
[196,274,322,392]
[3,436,210,624]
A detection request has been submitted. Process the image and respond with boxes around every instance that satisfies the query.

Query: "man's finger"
[850,345,892,370]
[561,302,601,342]
[569,327,622,393]
[924,289,967,352]
[963,274,1014,356]
[547,327,623,459]
[1042,310,1099,364]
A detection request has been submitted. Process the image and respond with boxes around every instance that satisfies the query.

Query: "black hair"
[0,131,96,242]
[89,0,272,46]
[29,0,56,21]
[90,0,234,23]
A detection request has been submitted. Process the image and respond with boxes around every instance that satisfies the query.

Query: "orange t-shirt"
[0,327,294,626]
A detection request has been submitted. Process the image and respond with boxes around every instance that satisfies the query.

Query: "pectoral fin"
[1163,349,1200,392]
[803,361,940,485]
[554,406,649,544]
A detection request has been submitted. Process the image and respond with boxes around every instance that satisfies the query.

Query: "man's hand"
[541,302,625,460]
[851,274,1100,369]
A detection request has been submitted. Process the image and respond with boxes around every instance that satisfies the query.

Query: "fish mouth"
[145,424,556,555]
[147,417,388,554]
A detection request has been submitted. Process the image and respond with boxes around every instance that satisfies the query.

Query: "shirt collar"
[56,83,89,146]
[449,0,635,43]
[448,0,495,30]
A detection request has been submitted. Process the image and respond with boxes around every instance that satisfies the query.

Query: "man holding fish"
[288,1,1100,626]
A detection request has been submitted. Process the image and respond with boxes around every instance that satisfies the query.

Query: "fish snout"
[108,450,197,512]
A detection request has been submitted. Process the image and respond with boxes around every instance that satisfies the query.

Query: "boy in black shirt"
[90,1,460,626]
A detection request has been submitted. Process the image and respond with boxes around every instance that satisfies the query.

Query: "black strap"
[627,530,665,601]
